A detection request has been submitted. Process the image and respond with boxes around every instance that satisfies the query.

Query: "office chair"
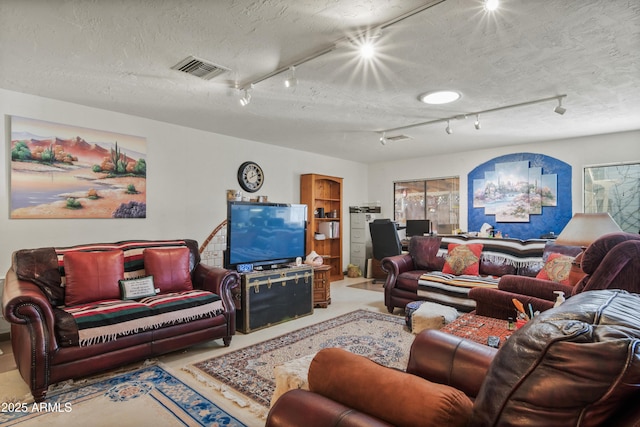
[369,219,402,281]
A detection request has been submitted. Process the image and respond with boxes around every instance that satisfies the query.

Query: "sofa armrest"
[470,287,555,319]
[267,389,393,427]
[3,269,58,343]
[498,274,574,300]
[3,268,60,399]
[381,253,414,279]
[192,264,240,312]
[406,329,497,398]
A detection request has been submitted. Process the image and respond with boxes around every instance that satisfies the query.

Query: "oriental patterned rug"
[0,363,246,427]
[184,310,413,419]
[441,312,514,347]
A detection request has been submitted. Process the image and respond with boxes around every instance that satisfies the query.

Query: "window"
[584,162,639,233]
[394,177,460,235]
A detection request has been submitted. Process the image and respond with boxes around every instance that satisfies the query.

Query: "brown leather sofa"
[470,232,640,319]
[267,289,640,427]
[1,239,239,402]
[381,235,581,313]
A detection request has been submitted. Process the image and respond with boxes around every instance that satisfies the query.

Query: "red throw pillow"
[143,247,193,293]
[442,243,483,276]
[64,250,124,306]
[536,252,576,285]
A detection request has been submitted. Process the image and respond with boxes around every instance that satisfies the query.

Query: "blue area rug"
[0,364,246,426]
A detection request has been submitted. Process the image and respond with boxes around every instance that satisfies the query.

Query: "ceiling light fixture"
[484,0,499,11]
[359,41,376,59]
[378,94,567,136]
[379,132,388,145]
[474,114,481,130]
[284,66,298,88]
[554,97,567,115]
[239,88,251,107]
[419,90,461,105]
[445,120,453,134]
[235,0,447,92]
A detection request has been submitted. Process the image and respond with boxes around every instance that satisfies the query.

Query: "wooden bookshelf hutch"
[300,174,343,282]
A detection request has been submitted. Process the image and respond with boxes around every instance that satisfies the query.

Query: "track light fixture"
[378,95,567,139]
[379,132,388,145]
[484,0,499,11]
[284,66,298,88]
[235,1,446,92]
[239,88,251,107]
[554,97,566,115]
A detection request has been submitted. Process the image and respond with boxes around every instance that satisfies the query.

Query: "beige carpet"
[184,309,414,419]
[347,279,385,292]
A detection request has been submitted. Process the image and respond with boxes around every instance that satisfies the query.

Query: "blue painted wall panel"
[467,152,572,239]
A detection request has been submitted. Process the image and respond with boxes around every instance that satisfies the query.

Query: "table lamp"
[555,213,622,247]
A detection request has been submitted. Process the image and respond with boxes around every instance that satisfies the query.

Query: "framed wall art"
[10,116,147,219]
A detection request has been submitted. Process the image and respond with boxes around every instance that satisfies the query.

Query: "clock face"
[237,161,264,193]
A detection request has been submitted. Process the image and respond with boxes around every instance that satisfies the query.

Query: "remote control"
[487,335,501,348]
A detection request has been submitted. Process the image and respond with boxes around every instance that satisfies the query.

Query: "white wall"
[0,88,369,275]
[367,131,640,231]
[2,88,638,286]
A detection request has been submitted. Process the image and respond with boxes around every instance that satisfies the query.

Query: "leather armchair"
[470,232,640,319]
[267,289,640,427]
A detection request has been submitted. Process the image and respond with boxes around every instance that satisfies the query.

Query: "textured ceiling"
[1,0,639,163]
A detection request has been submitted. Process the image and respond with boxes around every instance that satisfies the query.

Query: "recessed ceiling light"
[418,90,461,105]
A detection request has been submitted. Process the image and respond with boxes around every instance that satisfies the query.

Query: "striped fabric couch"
[381,235,581,313]
[2,239,239,402]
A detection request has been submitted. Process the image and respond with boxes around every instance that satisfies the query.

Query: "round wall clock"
[237,161,264,193]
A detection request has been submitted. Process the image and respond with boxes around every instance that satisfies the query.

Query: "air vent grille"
[171,56,230,80]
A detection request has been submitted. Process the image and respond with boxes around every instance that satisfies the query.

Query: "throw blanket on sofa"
[55,290,224,347]
[417,272,500,312]
[419,272,500,288]
[438,236,546,269]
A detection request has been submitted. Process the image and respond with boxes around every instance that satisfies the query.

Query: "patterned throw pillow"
[442,243,483,276]
[536,252,575,285]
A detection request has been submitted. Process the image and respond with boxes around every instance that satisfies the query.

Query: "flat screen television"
[406,219,431,237]
[225,201,307,270]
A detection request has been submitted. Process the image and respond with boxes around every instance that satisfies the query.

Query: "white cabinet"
[350,213,374,274]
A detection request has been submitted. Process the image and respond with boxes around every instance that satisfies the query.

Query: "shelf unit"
[300,174,343,282]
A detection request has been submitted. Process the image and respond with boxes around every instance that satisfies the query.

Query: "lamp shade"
[555,213,622,247]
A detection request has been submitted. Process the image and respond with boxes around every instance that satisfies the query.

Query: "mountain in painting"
[17,136,135,165]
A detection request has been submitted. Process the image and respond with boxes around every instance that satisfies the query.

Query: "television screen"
[406,219,431,237]
[226,201,307,269]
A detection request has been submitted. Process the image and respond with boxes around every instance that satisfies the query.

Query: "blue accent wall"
[468,153,572,240]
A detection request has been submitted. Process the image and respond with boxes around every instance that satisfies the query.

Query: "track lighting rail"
[236,0,447,91]
[380,94,567,135]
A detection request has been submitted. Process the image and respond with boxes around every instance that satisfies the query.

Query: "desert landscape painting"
[10,116,147,219]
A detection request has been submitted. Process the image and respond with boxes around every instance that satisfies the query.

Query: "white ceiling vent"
[171,56,230,80]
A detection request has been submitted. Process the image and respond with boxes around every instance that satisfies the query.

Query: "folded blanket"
[419,271,500,288]
[55,290,223,347]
